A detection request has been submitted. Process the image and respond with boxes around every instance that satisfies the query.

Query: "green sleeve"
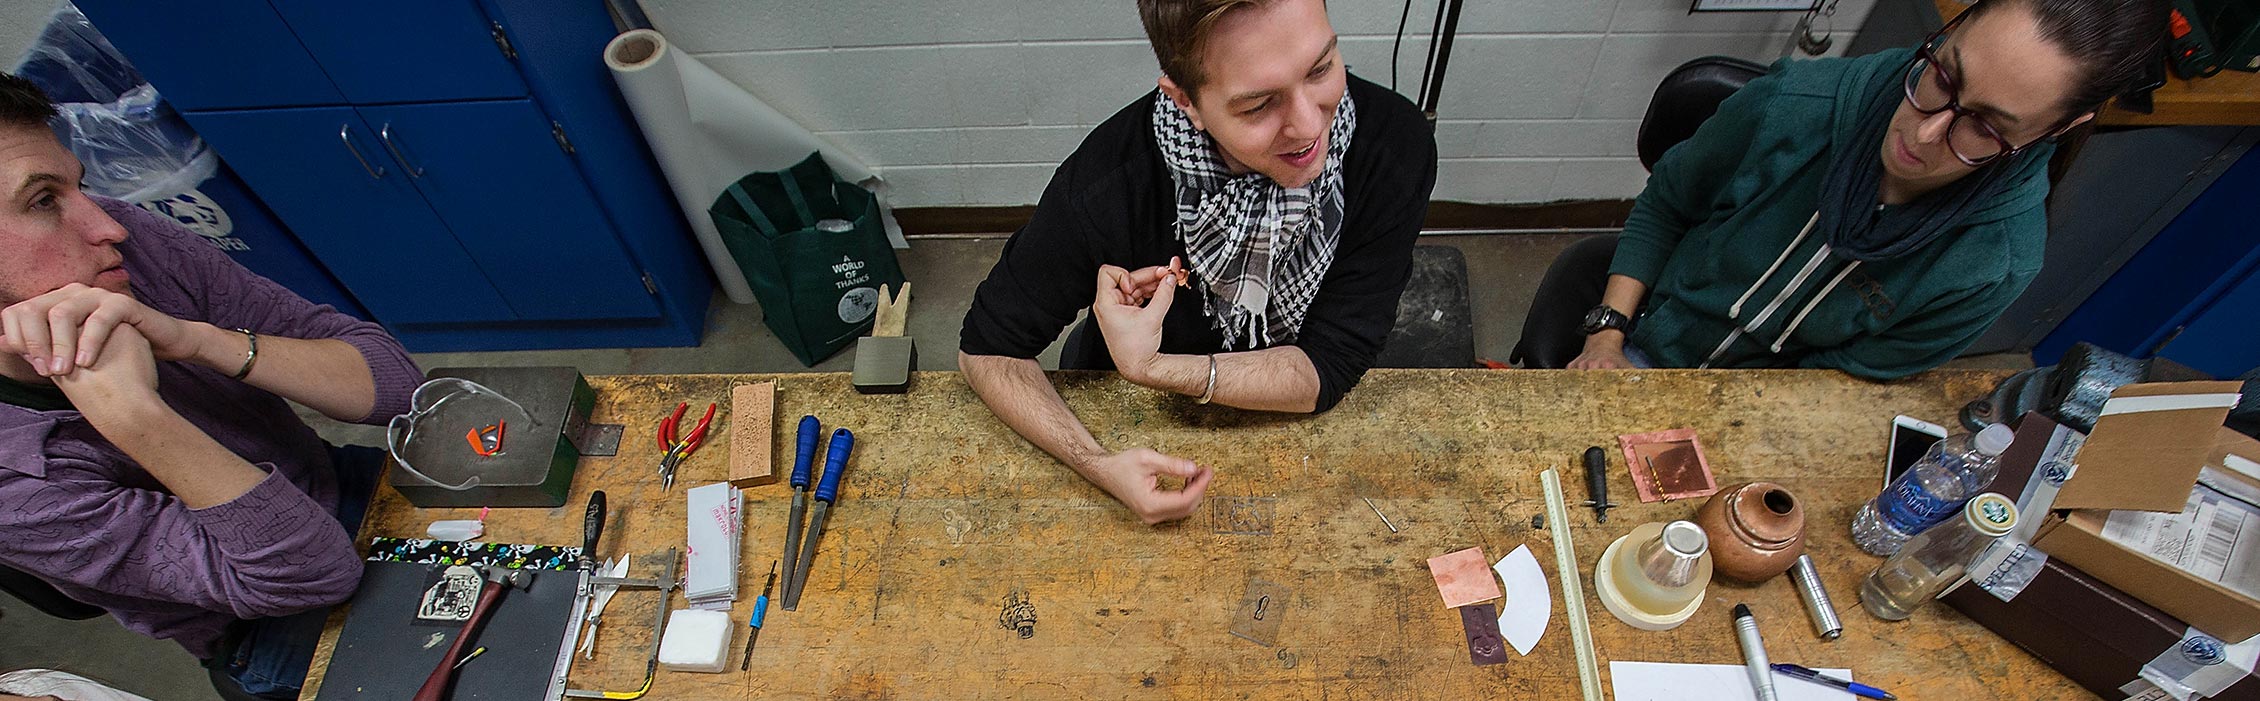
[1797,270,2036,380]
[1609,70,1785,286]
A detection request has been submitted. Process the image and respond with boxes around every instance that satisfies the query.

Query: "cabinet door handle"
[378,123,427,178]
[339,126,386,180]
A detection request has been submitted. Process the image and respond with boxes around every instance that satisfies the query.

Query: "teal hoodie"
[1610,48,2051,379]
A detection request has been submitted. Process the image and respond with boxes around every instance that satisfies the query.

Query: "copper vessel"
[1693,481,1806,582]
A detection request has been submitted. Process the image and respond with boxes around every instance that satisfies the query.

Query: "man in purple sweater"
[0,75,420,699]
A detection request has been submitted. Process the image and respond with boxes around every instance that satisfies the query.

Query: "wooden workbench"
[1934,0,2260,126]
[308,369,2091,700]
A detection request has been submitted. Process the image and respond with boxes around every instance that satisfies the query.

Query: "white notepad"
[685,483,742,604]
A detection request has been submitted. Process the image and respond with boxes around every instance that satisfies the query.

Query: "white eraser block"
[657,608,733,673]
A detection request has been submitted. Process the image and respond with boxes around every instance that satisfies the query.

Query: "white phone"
[1887,414,1948,488]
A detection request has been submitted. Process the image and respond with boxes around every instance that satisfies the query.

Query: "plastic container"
[1596,520,1714,631]
[1859,492,2018,621]
[1851,423,2013,556]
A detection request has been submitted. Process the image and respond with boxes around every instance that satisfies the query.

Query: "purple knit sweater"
[0,198,420,658]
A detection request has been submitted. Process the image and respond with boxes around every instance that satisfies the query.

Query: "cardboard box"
[2032,382,2260,641]
[1944,556,2259,701]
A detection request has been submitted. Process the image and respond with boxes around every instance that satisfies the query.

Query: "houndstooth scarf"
[1152,90,1356,350]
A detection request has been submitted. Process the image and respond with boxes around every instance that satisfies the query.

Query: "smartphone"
[1887,415,1948,487]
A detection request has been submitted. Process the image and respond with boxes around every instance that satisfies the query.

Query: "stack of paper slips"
[685,482,742,609]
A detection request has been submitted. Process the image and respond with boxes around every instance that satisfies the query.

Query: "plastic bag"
[11,3,217,202]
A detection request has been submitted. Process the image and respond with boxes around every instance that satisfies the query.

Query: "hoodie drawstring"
[1771,260,1860,353]
[1728,212,1820,319]
[1705,211,1853,367]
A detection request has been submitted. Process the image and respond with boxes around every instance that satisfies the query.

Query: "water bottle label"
[1877,476,1961,533]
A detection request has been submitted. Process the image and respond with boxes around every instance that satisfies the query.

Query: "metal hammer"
[415,568,531,701]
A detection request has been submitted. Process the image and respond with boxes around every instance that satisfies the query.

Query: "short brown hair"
[1136,0,1271,96]
[0,73,57,131]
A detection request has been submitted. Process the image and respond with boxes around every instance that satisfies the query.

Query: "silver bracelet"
[230,328,258,380]
[1196,354,1218,405]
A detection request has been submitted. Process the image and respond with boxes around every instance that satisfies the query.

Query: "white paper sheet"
[604,29,902,305]
[1610,661,1857,701]
[1493,544,1551,656]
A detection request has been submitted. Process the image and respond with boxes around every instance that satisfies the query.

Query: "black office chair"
[1635,56,1770,172]
[1511,56,1769,368]
[0,561,104,620]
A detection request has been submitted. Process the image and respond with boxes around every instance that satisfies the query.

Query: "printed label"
[1979,498,2014,527]
[2101,482,2260,599]
[838,286,879,324]
[2181,636,2226,666]
[136,189,248,250]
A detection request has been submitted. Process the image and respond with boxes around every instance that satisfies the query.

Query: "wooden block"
[727,382,777,487]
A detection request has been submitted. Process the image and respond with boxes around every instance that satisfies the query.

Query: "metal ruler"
[1541,469,1604,701]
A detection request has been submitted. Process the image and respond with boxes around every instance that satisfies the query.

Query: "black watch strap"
[1581,305,1631,335]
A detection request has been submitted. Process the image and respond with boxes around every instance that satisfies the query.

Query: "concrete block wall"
[0,1,1881,209]
[644,0,1877,208]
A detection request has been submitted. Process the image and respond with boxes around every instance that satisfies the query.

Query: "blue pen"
[1771,663,1896,701]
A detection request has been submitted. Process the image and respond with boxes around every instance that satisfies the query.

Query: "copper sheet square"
[1428,547,1502,608]
[1618,428,1718,502]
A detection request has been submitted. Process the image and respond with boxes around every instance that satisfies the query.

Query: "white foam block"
[657,609,733,673]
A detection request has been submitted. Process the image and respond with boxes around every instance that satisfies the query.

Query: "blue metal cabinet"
[357,100,658,322]
[70,1,715,350]
[2169,270,2260,378]
[265,1,527,105]
[184,106,515,325]
[70,0,341,110]
[2041,144,2260,377]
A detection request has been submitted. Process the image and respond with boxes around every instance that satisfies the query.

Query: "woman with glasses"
[1516,0,2167,376]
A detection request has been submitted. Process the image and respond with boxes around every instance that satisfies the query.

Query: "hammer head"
[486,567,532,591]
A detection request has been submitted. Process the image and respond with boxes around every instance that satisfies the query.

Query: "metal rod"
[1361,497,1400,533]
[1420,0,1465,117]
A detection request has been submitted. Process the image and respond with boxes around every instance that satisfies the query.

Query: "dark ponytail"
[1962,0,2170,114]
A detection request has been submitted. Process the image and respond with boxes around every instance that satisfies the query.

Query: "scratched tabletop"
[306,369,2089,700]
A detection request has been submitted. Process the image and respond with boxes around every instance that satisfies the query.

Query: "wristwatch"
[1580,305,1631,336]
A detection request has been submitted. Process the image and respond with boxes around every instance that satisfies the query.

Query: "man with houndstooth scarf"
[960,0,1436,525]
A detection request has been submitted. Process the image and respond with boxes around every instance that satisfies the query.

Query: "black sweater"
[959,74,1437,412]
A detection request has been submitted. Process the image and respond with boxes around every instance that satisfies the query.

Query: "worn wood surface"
[307,369,2091,700]
[1934,0,2260,127]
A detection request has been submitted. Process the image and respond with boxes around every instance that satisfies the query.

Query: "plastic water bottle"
[1850,423,2014,556]
[1859,492,2018,620]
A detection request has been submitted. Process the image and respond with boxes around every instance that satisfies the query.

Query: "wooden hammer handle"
[413,578,505,701]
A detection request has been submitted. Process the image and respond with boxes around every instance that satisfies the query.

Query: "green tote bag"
[710,152,906,366]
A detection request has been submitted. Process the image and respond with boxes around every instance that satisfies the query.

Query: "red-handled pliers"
[656,402,716,490]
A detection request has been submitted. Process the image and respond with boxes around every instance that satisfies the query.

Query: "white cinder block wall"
[642,0,1877,208]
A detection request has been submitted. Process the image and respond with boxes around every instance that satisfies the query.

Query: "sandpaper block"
[853,283,914,394]
[727,382,777,487]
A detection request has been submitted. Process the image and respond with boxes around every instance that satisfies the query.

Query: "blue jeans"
[217,445,384,699]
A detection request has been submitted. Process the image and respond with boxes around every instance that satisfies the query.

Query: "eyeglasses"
[1903,16,2058,166]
